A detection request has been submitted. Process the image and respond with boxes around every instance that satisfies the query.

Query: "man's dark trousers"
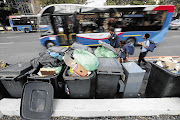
[138,52,148,64]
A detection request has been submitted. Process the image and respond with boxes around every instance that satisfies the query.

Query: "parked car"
[169,19,180,30]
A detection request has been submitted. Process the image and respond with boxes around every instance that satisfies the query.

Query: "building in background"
[5,0,40,15]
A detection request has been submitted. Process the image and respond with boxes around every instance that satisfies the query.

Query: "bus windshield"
[38,4,174,48]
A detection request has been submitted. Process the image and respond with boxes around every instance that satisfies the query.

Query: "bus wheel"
[24,28,30,33]
[45,41,55,49]
[126,37,136,45]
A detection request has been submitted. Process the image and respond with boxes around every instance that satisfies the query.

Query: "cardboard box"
[72,64,90,77]
[165,62,177,70]
[177,57,180,62]
[64,52,76,67]
[158,57,173,62]
[40,68,56,76]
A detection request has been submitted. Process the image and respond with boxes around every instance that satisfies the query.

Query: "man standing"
[108,27,119,48]
[138,33,150,66]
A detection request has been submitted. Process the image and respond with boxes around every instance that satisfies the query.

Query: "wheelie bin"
[96,58,124,98]
[63,66,96,98]
[0,62,32,98]
[145,62,180,97]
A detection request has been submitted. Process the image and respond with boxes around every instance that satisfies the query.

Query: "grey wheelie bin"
[63,66,96,98]
[122,62,145,98]
[145,62,180,97]
[0,62,32,98]
[96,58,124,98]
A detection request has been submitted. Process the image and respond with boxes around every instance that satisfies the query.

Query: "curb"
[129,56,180,60]
[0,98,180,118]
[0,111,2,119]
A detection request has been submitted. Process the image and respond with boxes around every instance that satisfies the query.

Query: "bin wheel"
[126,37,136,45]
[24,28,30,33]
[45,41,55,49]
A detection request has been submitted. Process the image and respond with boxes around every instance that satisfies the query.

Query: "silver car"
[169,19,180,30]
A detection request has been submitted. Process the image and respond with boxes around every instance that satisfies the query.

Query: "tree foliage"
[0,6,18,30]
[39,0,87,7]
[106,0,155,5]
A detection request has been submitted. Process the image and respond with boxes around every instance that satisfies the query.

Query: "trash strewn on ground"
[0,61,6,69]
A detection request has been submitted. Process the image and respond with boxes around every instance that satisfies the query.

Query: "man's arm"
[142,41,149,49]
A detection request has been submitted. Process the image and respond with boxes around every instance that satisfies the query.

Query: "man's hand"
[138,42,142,45]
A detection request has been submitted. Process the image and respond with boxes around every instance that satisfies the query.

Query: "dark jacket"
[108,33,119,48]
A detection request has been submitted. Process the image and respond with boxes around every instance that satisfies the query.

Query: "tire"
[126,37,136,45]
[24,28,30,33]
[45,41,55,49]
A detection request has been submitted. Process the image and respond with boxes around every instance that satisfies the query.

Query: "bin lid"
[47,46,68,53]
[98,40,118,54]
[97,58,123,75]
[0,62,32,80]
[20,81,54,120]
[122,62,145,73]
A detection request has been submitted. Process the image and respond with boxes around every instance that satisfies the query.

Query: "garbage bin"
[0,62,32,98]
[0,81,10,99]
[27,65,65,98]
[145,62,180,97]
[122,62,145,98]
[20,81,54,120]
[139,62,152,97]
[96,58,123,98]
[63,66,96,98]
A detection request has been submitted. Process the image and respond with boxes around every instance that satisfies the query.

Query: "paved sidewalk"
[0,98,180,118]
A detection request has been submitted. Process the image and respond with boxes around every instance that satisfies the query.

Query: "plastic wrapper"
[55,66,62,74]
[94,47,117,58]
[73,49,99,71]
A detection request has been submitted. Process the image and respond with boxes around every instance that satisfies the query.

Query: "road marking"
[6,36,20,38]
[171,36,180,37]
[0,42,14,45]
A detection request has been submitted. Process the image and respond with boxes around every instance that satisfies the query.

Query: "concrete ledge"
[0,98,180,118]
[0,111,3,119]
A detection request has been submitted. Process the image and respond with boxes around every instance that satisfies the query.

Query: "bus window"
[39,16,54,37]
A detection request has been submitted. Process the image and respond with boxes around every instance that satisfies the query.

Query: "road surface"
[0,30,180,64]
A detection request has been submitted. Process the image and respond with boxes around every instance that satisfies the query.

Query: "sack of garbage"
[73,49,99,71]
[94,46,117,58]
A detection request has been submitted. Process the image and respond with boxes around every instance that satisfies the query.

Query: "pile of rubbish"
[156,57,180,74]
[30,41,118,78]
[29,47,68,77]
